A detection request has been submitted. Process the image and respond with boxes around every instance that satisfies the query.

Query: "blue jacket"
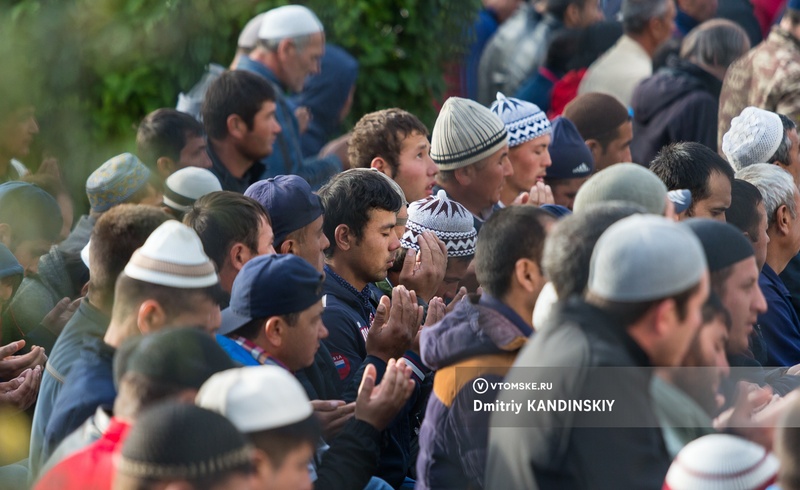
[416,295,531,490]
[28,299,109,481]
[758,264,800,366]
[42,336,116,464]
[291,44,358,158]
[236,58,341,190]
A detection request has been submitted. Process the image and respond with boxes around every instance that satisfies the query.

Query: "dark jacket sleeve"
[314,419,382,490]
[322,306,367,392]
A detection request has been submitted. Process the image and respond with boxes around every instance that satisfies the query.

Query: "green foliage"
[0,0,479,209]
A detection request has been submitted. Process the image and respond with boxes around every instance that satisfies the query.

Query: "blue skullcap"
[86,153,152,213]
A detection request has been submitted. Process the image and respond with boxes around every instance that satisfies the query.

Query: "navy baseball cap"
[218,254,325,336]
[245,176,324,246]
[546,117,595,180]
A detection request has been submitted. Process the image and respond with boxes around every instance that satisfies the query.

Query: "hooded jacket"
[631,57,722,166]
[291,44,358,158]
[416,294,530,490]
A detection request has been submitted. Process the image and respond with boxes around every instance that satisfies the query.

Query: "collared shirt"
[207,139,265,194]
[324,265,373,316]
[231,335,290,371]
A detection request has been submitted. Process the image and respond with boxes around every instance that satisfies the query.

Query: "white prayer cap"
[124,221,218,288]
[257,5,324,41]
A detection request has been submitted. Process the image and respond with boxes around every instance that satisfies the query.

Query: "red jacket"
[34,417,131,490]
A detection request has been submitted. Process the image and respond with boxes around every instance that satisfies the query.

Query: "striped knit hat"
[490,92,551,148]
[431,97,508,170]
[163,167,222,214]
[400,190,477,257]
[124,220,218,288]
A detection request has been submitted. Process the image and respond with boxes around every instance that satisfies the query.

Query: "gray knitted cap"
[431,97,508,170]
[589,215,707,302]
[573,163,667,215]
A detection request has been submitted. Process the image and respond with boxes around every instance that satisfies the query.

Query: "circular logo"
[472,377,489,394]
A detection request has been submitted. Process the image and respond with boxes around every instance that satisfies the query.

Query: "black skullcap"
[118,402,252,480]
[681,219,755,272]
[113,327,236,389]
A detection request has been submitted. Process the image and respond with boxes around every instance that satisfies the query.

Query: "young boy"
[349,108,438,203]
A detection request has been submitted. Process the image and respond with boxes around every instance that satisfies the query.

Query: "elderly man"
[432,97,512,231]
[737,164,800,366]
[579,0,677,106]
[237,4,345,187]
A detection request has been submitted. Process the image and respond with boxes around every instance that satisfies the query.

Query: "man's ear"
[652,298,678,338]
[263,316,284,347]
[563,3,581,27]
[777,204,793,236]
[0,223,12,248]
[277,37,296,61]
[454,165,474,186]
[585,139,603,159]
[228,242,253,272]
[513,258,543,295]
[137,299,167,334]
[226,114,248,140]
[334,224,353,251]
[279,239,295,255]
[370,157,391,176]
[155,157,177,178]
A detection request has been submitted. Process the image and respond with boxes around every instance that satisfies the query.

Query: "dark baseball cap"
[245,176,323,246]
[218,254,324,336]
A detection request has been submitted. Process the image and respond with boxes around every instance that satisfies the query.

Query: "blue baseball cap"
[218,254,324,336]
[245,176,323,246]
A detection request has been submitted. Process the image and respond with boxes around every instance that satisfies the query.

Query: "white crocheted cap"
[400,190,477,257]
[663,434,778,490]
[490,92,552,148]
[722,106,784,171]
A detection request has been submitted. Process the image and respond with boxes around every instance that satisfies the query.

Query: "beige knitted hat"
[431,97,508,171]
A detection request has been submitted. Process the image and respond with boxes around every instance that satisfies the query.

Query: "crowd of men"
[5,0,800,488]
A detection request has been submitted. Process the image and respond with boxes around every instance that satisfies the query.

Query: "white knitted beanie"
[400,190,478,257]
[431,97,508,170]
[490,92,551,148]
[722,107,784,171]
